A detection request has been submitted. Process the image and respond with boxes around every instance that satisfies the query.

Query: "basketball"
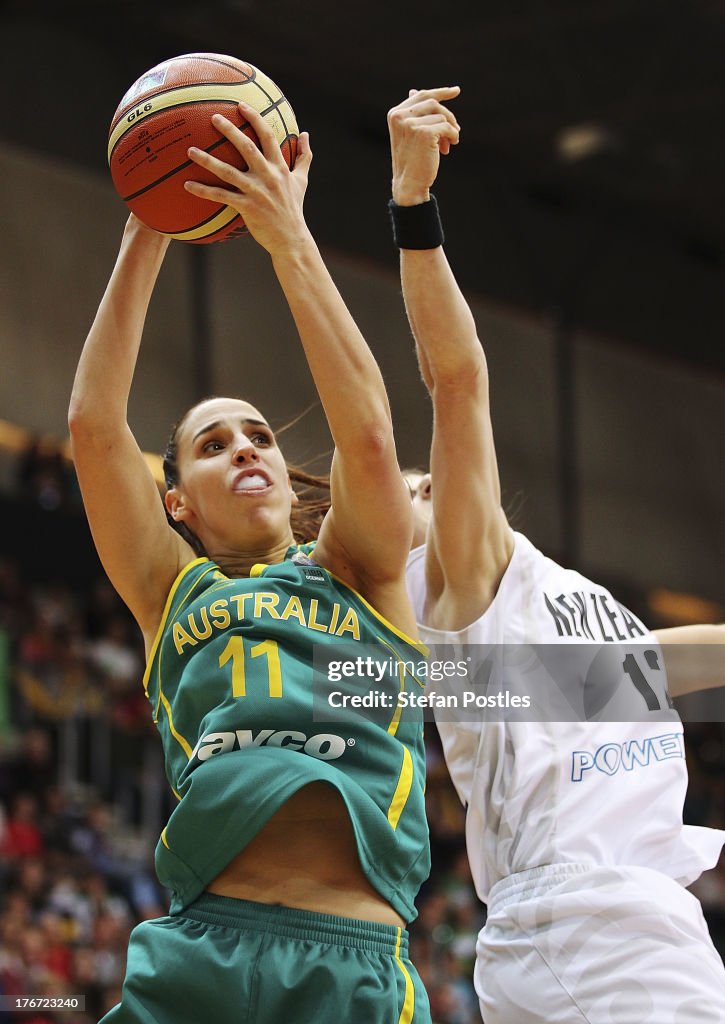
[108,53,298,244]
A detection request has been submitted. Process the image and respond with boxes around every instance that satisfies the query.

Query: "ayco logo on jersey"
[191,728,348,763]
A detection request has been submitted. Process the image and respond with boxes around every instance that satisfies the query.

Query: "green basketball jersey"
[143,544,430,922]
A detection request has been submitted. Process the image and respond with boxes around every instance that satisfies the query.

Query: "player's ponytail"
[288,465,330,543]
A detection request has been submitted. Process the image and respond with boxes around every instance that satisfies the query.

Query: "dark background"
[2,0,725,378]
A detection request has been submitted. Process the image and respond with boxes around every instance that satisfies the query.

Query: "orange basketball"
[108,53,298,244]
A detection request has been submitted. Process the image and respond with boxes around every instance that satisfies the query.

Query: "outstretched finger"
[293,130,313,176]
[405,98,461,130]
[406,112,460,130]
[208,112,267,173]
[401,85,460,109]
[184,177,247,208]
[187,141,248,189]
[236,100,289,166]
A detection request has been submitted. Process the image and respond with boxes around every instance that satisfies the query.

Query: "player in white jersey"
[387,87,725,1023]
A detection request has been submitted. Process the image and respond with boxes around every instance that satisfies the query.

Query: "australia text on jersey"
[172,591,361,655]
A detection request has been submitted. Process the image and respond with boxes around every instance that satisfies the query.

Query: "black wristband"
[388,194,444,250]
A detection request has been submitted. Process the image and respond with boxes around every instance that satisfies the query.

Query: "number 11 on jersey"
[219,636,283,698]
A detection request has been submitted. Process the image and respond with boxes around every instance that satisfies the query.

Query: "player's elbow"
[68,395,91,439]
[68,393,123,449]
[430,352,489,397]
[360,422,397,466]
[68,394,101,442]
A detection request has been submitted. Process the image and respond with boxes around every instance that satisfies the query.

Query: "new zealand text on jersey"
[544,590,646,642]
[172,590,361,655]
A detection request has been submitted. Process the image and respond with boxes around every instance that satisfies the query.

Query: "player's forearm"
[271,236,394,452]
[656,625,725,696]
[69,218,170,434]
[400,247,484,387]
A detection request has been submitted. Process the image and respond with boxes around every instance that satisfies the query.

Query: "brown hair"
[288,465,331,543]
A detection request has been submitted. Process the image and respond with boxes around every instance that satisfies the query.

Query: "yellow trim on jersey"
[108,77,297,157]
[250,563,267,577]
[377,636,425,690]
[160,827,170,850]
[142,557,212,696]
[387,745,413,831]
[145,559,218,732]
[376,636,423,737]
[387,696,403,738]
[171,788,181,802]
[157,686,193,759]
[324,569,429,654]
[394,928,415,1024]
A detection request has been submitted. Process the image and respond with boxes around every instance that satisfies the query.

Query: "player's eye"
[202,439,224,453]
[251,432,271,446]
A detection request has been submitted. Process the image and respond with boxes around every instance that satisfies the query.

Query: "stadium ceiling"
[2,0,725,374]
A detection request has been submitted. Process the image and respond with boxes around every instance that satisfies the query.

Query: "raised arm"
[655,624,725,697]
[185,105,414,621]
[68,218,194,641]
[388,88,513,630]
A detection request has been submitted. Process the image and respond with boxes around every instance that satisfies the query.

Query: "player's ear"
[165,488,192,522]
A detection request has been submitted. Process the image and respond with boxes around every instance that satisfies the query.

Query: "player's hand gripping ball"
[108,53,298,243]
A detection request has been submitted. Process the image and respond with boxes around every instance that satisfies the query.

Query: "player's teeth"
[237,474,267,490]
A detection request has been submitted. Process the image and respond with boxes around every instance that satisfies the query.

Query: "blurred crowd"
[0,446,723,1024]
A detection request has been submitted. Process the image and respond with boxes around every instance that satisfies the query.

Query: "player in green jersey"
[69,101,431,1024]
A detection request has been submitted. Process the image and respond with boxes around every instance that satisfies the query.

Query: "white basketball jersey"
[406,532,724,903]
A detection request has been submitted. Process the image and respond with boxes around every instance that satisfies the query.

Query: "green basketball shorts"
[101,892,431,1024]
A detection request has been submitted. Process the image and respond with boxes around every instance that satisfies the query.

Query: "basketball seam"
[166,208,242,239]
[109,94,289,165]
[113,72,254,120]
[248,69,296,148]
[243,76,292,140]
[117,103,295,203]
[172,54,257,77]
[119,126,249,201]
[113,55,257,116]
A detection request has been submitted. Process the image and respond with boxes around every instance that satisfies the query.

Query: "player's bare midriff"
[206,781,406,927]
